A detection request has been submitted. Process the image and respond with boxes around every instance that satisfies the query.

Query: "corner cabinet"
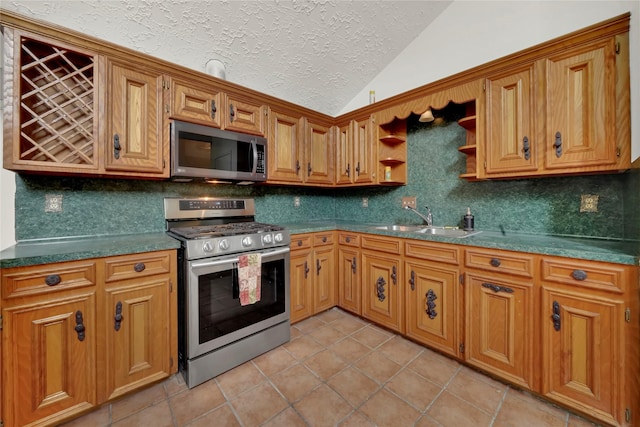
[105,60,168,176]
[335,115,375,185]
[0,250,177,427]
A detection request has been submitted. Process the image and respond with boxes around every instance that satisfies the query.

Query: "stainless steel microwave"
[170,120,267,183]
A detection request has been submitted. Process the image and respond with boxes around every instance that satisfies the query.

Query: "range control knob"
[219,239,230,250]
[202,241,214,253]
[262,234,273,244]
[274,233,284,243]
[241,236,253,247]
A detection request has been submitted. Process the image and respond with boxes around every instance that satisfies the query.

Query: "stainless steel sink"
[374,225,424,232]
[373,224,482,238]
[415,226,482,238]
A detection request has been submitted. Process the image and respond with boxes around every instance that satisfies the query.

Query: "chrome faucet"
[404,205,433,226]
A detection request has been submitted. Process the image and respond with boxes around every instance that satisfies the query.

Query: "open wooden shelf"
[379,135,406,145]
[457,144,477,154]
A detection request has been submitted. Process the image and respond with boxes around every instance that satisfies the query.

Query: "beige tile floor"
[62,308,600,427]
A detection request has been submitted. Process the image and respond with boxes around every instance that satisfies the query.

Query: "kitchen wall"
[14,113,635,242]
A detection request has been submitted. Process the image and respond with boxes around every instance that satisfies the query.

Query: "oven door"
[186,246,290,359]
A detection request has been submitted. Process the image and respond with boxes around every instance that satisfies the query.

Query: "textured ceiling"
[2,0,452,115]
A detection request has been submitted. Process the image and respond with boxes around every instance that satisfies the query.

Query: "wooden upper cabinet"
[223,94,266,136]
[105,60,167,176]
[170,78,223,128]
[267,108,304,184]
[3,29,101,174]
[544,39,617,171]
[304,119,334,185]
[485,65,537,176]
[335,116,375,185]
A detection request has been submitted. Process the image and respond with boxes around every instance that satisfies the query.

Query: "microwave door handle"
[252,141,258,174]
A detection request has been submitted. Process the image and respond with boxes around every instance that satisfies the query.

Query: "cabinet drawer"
[291,234,312,250]
[540,257,626,293]
[104,252,172,283]
[361,234,402,255]
[338,232,360,247]
[405,240,460,265]
[2,260,97,299]
[313,232,334,247]
[465,248,534,278]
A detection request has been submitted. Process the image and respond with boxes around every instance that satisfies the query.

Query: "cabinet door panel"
[486,67,537,174]
[224,95,265,136]
[541,288,620,424]
[268,110,303,183]
[314,246,336,313]
[170,79,222,127]
[305,121,334,184]
[335,122,353,184]
[405,261,459,357]
[102,278,171,401]
[361,251,402,333]
[3,294,96,427]
[106,61,165,174]
[545,41,616,170]
[466,273,534,389]
[354,116,375,183]
[338,247,360,314]
[290,250,313,323]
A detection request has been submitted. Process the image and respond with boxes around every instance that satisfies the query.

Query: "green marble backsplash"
[13,114,637,242]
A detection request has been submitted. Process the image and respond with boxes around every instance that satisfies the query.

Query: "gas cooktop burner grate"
[170,222,285,240]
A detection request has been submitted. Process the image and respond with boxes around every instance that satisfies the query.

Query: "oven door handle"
[189,246,290,269]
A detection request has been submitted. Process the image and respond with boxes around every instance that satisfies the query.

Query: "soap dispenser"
[463,207,474,231]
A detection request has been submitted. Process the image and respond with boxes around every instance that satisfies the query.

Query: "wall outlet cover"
[402,197,417,209]
[294,196,300,208]
[362,197,369,208]
[45,194,63,212]
[580,194,599,212]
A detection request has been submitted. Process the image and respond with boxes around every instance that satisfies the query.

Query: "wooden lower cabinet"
[541,287,622,425]
[405,259,461,358]
[289,232,336,323]
[2,293,97,427]
[465,271,535,390]
[361,250,403,333]
[1,250,177,427]
[337,246,360,315]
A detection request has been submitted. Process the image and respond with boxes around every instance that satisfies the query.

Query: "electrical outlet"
[402,197,417,209]
[362,197,369,208]
[45,194,63,212]
[580,194,599,212]
[294,196,300,208]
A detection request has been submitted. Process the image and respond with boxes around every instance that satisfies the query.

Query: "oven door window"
[197,257,286,344]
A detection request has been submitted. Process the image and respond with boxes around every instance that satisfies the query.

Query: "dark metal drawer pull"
[554,131,562,157]
[481,283,514,293]
[229,103,235,122]
[490,258,501,267]
[552,301,561,331]
[391,265,397,285]
[346,163,350,177]
[571,269,587,281]
[351,257,357,274]
[75,310,86,341]
[322,236,327,243]
[345,237,351,243]
[523,136,530,160]
[210,99,217,119]
[114,301,123,331]
[45,274,62,286]
[376,276,386,302]
[409,270,416,291]
[316,259,321,275]
[425,289,438,319]
[134,262,146,272]
[304,261,309,279]
[113,134,121,159]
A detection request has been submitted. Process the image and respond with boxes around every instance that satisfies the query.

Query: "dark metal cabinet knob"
[571,269,587,281]
[75,310,86,341]
[134,262,146,272]
[45,274,61,286]
[490,258,501,267]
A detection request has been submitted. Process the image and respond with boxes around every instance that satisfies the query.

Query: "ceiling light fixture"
[205,59,226,80]
[419,108,434,122]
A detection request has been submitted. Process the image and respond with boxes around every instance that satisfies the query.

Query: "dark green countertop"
[0,233,181,269]
[2,223,638,268]
[283,221,640,266]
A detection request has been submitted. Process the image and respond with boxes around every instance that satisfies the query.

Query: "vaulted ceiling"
[2,0,453,116]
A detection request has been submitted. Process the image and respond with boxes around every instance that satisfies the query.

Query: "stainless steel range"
[165,197,290,388]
